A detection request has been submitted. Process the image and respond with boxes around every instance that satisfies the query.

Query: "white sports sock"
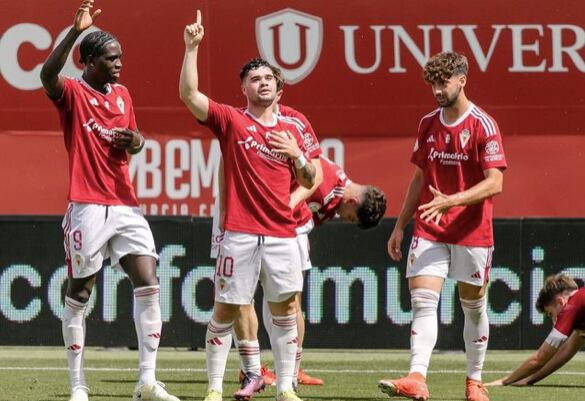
[62,296,87,391]
[237,340,261,375]
[270,314,298,394]
[460,296,489,382]
[206,318,233,392]
[262,296,272,337]
[409,288,440,377]
[134,285,162,386]
[294,346,302,384]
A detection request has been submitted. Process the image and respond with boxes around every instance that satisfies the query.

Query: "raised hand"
[74,0,101,32]
[184,10,205,48]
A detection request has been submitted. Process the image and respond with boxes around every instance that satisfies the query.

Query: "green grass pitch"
[0,347,584,401]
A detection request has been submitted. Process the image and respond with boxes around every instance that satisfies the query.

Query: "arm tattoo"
[299,162,316,186]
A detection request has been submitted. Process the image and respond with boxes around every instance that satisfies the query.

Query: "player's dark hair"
[79,30,118,64]
[536,274,579,313]
[423,51,469,85]
[357,186,387,229]
[239,58,283,89]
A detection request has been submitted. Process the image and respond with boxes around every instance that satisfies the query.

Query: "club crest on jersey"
[459,129,471,148]
[308,201,321,213]
[116,96,125,114]
[445,133,451,144]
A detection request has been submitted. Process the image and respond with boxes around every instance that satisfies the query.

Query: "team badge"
[459,129,471,148]
[218,278,228,291]
[308,201,321,213]
[485,140,500,155]
[408,253,416,268]
[445,133,451,144]
[116,96,125,114]
[74,254,84,270]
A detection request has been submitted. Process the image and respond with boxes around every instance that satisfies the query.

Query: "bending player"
[378,51,506,401]
[40,1,179,401]
[180,10,315,401]
[486,274,585,387]
[210,81,325,399]
[212,152,386,397]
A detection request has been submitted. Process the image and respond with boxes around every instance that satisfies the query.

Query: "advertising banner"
[1,218,584,349]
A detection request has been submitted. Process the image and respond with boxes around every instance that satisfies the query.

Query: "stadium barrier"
[1,217,584,349]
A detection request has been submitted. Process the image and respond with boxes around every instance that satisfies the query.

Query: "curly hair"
[79,30,118,64]
[423,51,469,85]
[239,58,284,90]
[357,186,387,229]
[535,274,579,313]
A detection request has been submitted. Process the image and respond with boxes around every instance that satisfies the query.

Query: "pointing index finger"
[196,9,201,24]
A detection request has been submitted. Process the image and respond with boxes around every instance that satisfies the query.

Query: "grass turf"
[0,347,584,401]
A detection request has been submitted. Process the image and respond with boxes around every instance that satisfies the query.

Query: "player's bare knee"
[213,302,239,323]
[121,254,158,287]
[66,277,95,303]
[268,293,298,316]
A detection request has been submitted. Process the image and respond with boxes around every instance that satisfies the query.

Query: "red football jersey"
[204,100,308,237]
[276,104,323,228]
[308,157,349,225]
[51,77,139,206]
[410,104,507,246]
[554,288,585,336]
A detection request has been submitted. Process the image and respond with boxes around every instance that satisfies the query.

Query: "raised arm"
[179,9,210,122]
[40,0,101,98]
[387,167,424,261]
[525,331,585,385]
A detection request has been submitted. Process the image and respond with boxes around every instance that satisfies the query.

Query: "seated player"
[486,274,585,387]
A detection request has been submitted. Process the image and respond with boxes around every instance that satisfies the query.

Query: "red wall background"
[1,0,584,216]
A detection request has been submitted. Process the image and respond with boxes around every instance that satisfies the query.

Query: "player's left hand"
[418,185,458,225]
[112,128,142,150]
[268,130,302,160]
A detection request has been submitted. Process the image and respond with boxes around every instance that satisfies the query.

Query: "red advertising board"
[1,0,584,216]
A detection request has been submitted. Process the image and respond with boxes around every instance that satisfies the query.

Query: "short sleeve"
[50,77,77,112]
[202,99,235,139]
[477,116,507,171]
[554,302,579,336]
[297,116,322,159]
[410,121,427,168]
[127,96,138,131]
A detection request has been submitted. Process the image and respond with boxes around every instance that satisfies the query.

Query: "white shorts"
[214,230,303,304]
[62,203,158,278]
[209,197,223,259]
[406,236,493,287]
[297,232,312,271]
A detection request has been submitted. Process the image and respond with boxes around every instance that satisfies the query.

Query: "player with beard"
[180,10,316,401]
[40,1,180,401]
[378,51,507,401]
